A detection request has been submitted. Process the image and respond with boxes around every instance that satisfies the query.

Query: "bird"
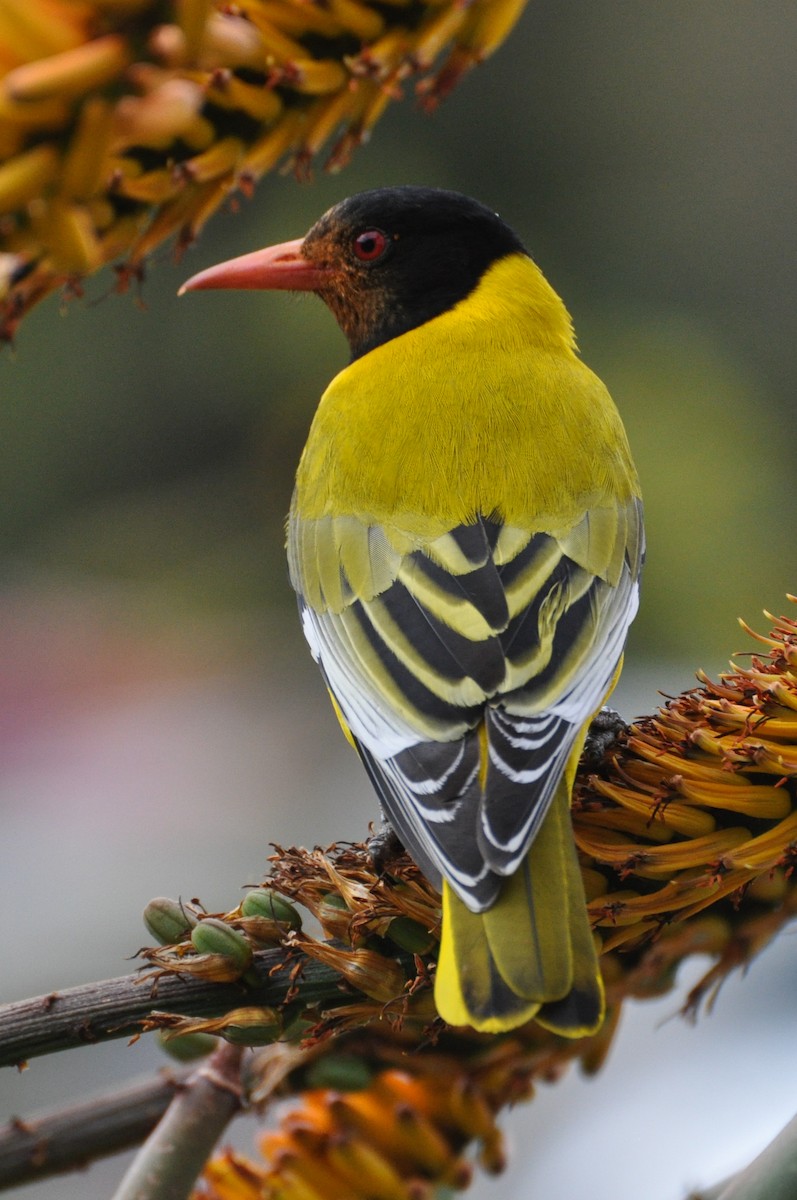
[181,185,644,1035]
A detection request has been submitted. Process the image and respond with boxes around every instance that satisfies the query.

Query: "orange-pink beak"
[179,237,330,294]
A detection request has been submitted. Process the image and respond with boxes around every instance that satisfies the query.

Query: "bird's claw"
[367,820,405,874]
[582,707,627,767]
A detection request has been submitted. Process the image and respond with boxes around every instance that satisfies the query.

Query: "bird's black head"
[181,186,528,360]
[301,186,527,358]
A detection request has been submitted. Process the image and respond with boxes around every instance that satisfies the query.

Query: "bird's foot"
[367,820,405,874]
[582,707,628,767]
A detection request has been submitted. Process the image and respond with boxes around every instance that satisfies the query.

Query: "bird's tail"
[433,779,604,1036]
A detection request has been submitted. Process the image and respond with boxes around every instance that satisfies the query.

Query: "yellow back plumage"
[294,253,639,537]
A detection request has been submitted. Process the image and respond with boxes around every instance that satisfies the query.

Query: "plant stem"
[713,1113,797,1200]
[0,947,380,1068]
[109,1042,243,1200]
[0,1069,190,1190]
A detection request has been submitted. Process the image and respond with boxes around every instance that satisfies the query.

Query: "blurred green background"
[4,4,797,667]
[2,4,796,1199]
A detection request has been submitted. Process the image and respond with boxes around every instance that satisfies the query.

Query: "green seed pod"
[304,1053,374,1091]
[241,889,302,930]
[386,916,436,955]
[155,1030,217,1062]
[143,897,198,946]
[219,1007,282,1046]
[190,917,253,971]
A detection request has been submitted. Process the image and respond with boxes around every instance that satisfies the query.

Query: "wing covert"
[289,495,644,910]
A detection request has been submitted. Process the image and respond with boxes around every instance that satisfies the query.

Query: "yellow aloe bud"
[476,1125,507,1175]
[96,210,142,260]
[272,58,349,96]
[447,1079,498,1141]
[3,35,129,103]
[0,0,86,62]
[251,1,344,41]
[197,12,269,72]
[325,1135,410,1200]
[275,1161,341,1200]
[417,0,530,106]
[234,9,305,63]
[664,776,790,819]
[392,1104,456,1175]
[410,3,469,70]
[589,778,718,838]
[327,0,385,42]
[575,824,752,878]
[114,168,183,205]
[271,1169,328,1200]
[204,73,283,125]
[456,0,529,59]
[725,810,797,871]
[179,135,244,184]
[294,87,363,166]
[0,142,58,210]
[60,97,114,201]
[0,93,68,141]
[35,196,101,274]
[347,29,410,81]
[747,868,788,904]
[176,0,213,63]
[125,176,218,262]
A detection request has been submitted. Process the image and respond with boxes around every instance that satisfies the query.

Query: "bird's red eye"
[353,229,388,262]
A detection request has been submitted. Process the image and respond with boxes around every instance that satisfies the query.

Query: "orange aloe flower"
[0,0,530,339]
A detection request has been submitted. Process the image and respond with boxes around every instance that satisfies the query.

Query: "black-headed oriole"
[182,186,644,1034]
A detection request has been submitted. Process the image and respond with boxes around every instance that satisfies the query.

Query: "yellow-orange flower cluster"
[0,0,530,339]
[579,604,797,1011]
[198,1049,524,1200]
